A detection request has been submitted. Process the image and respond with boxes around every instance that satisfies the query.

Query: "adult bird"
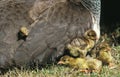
[13,0,101,67]
[0,0,101,68]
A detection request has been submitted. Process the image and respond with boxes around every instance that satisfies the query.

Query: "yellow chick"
[86,57,102,73]
[20,26,29,36]
[89,34,109,58]
[17,26,29,41]
[66,44,86,57]
[89,42,101,58]
[84,29,97,50]
[66,29,97,58]
[97,42,113,66]
[58,55,89,72]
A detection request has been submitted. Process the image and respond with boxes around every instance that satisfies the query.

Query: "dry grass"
[1,45,120,77]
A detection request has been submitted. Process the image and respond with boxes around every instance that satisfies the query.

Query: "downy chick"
[86,57,102,73]
[89,33,109,58]
[97,42,113,66]
[66,43,87,57]
[58,55,89,72]
[84,29,97,50]
[17,26,29,41]
[66,29,97,58]
[20,27,29,36]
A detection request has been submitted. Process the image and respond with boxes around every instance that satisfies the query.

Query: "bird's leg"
[91,69,100,74]
[79,69,91,74]
[109,63,117,69]
[72,67,90,73]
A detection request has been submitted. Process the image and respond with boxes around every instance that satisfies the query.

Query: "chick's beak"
[24,32,28,36]
[20,27,29,36]
[95,37,99,42]
[57,61,65,65]
[107,47,111,51]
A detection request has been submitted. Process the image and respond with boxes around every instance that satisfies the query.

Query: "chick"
[86,57,102,73]
[17,26,29,41]
[20,26,29,36]
[89,34,109,58]
[97,42,113,66]
[58,55,89,72]
[66,44,86,57]
[89,42,101,58]
[84,29,97,50]
[66,29,97,58]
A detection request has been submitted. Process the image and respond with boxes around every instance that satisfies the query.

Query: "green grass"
[0,45,120,77]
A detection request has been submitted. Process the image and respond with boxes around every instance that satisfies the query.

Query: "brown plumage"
[97,42,113,66]
[14,0,96,66]
[0,0,101,68]
[66,29,97,58]
[90,40,116,68]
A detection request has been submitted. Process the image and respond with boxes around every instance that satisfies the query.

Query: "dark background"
[101,0,120,32]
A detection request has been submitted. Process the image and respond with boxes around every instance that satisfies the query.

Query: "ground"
[1,26,120,77]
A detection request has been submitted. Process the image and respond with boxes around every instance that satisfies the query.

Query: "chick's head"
[20,27,29,36]
[58,55,75,65]
[99,42,111,51]
[84,29,97,41]
[58,56,89,71]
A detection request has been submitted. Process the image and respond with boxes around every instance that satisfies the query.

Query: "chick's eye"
[63,59,66,62]
[91,34,96,37]
[87,34,91,36]
[91,35,95,37]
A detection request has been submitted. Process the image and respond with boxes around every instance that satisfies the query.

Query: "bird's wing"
[14,1,93,66]
[71,38,88,50]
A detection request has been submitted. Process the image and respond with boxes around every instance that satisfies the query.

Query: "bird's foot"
[109,63,117,69]
[91,69,101,74]
[79,69,91,73]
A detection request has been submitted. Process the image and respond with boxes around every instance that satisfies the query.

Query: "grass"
[1,61,120,77]
[1,45,120,77]
[1,28,120,77]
